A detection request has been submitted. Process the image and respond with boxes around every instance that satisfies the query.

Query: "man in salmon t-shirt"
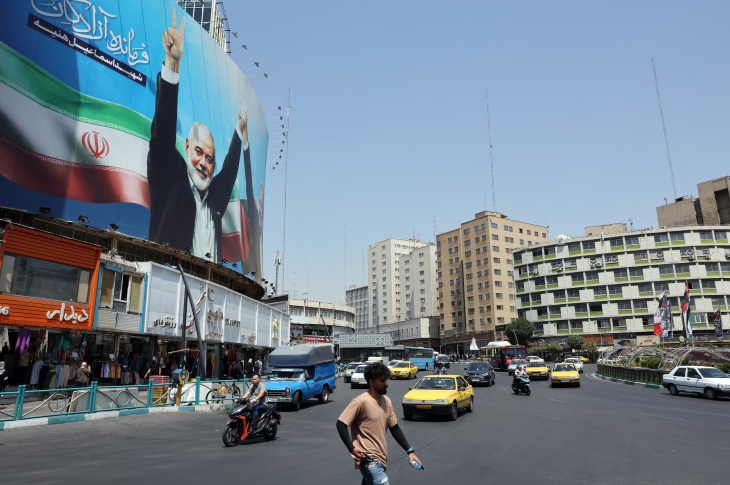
[336,362,423,484]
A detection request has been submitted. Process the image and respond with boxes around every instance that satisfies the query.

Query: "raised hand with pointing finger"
[163,7,185,73]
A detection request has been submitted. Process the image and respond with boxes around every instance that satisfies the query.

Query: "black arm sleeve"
[389,424,412,452]
[336,420,354,453]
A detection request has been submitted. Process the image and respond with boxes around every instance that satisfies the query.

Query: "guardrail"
[596,364,669,386]
[0,377,249,423]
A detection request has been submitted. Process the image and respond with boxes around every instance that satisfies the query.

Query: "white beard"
[187,158,212,192]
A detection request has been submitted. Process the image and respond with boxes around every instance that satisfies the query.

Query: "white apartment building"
[346,285,369,332]
[400,245,438,320]
[368,238,430,331]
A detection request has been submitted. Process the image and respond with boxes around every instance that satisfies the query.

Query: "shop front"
[141,262,289,380]
[0,224,101,388]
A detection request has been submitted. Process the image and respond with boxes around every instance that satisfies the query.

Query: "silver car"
[662,365,730,400]
[507,359,527,376]
[564,357,584,373]
[350,365,368,389]
[344,362,363,383]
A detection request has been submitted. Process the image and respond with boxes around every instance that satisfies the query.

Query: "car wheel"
[575,383,580,388]
[344,377,350,383]
[448,402,458,421]
[486,377,491,387]
[404,413,413,421]
[350,383,356,389]
[668,384,679,396]
[318,385,330,404]
[467,397,474,413]
[705,388,718,400]
[291,391,301,412]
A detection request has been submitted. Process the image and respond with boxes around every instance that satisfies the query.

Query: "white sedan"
[350,365,368,389]
[662,365,730,400]
[564,357,584,373]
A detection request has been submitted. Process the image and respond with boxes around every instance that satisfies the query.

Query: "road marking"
[664,437,730,451]
[530,413,559,420]
[639,412,685,421]
[501,388,509,391]
[549,399,567,403]
[621,396,646,401]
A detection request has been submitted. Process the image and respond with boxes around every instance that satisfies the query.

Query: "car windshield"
[269,370,305,381]
[347,363,361,369]
[467,363,490,371]
[395,362,410,368]
[699,368,728,379]
[527,362,543,368]
[414,377,455,390]
[513,360,526,365]
[388,361,398,366]
[355,366,367,373]
[553,364,575,372]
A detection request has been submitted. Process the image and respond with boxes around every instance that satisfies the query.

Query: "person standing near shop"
[70,362,91,387]
[144,356,161,382]
[336,362,423,485]
[18,348,30,385]
[0,361,8,392]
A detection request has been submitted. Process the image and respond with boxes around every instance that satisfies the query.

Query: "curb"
[593,372,662,390]
[0,403,230,432]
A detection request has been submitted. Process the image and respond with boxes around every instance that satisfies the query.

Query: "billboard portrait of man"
[147,9,249,261]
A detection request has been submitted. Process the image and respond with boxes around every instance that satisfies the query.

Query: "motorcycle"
[222,397,282,447]
[511,375,531,396]
[434,363,447,375]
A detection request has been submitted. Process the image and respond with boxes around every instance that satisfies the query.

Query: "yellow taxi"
[402,375,474,421]
[577,356,589,363]
[390,361,418,379]
[551,363,580,388]
[525,361,549,380]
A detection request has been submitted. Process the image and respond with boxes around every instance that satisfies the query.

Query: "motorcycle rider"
[513,364,527,392]
[242,374,267,434]
[435,361,445,375]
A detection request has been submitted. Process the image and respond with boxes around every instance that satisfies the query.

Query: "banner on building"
[0,1,267,278]
[714,309,723,343]
[653,290,671,337]
[681,281,692,339]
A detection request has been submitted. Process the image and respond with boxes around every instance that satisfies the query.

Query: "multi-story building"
[514,226,730,346]
[399,245,438,320]
[437,211,548,353]
[177,1,229,51]
[657,176,730,228]
[378,317,441,350]
[346,285,369,332]
[367,238,430,331]
[267,295,356,343]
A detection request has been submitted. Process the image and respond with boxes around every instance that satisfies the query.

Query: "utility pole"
[486,89,496,212]
[274,251,281,295]
[651,59,678,201]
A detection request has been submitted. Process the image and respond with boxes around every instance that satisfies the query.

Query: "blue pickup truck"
[264,344,337,411]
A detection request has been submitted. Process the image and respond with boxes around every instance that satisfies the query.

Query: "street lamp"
[231,44,247,52]
[239,62,260,68]
[247,73,268,79]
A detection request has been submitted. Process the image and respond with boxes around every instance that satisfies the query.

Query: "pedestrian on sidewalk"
[336,362,423,485]
[0,361,8,393]
[70,362,90,387]
[144,356,161,382]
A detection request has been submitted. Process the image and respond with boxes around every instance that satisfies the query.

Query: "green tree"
[566,335,585,351]
[505,318,534,345]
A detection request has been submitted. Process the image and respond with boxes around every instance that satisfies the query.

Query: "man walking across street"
[336,362,423,485]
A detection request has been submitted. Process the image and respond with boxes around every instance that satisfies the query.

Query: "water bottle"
[411,460,424,471]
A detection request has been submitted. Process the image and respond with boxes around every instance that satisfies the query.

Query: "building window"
[493,258,501,263]
[1,254,92,304]
[100,270,144,313]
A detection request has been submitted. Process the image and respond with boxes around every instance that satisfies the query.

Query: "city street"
[3,365,729,484]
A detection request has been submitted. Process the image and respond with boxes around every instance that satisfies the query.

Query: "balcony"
[554,298,566,304]
[590,311,603,317]
[575,312,588,318]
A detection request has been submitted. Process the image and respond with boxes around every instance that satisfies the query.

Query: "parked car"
[464,362,495,386]
[551,363,580,387]
[564,357,584,373]
[662,366,730,400]
[402,375,474,421]
[507,359,527,376]
[344,362,363,383]
[350,365,368,389]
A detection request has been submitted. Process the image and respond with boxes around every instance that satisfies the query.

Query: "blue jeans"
[359,461,389,485]
[250,402,267,429]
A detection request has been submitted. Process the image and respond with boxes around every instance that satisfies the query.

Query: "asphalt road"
[3,364,730,484]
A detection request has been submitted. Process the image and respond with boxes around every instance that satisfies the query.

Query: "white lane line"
[621,396,646,401]
[501,388,509,391]
[530,413,559,420]
[664,437,730,451]
[549,398,567,403]
[639,412,685,421]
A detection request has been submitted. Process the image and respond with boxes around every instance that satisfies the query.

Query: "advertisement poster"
[0,1,266,277]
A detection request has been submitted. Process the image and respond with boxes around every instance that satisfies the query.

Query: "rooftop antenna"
[486,88,496,211]
[651,58,678,201]
[629,218,634,231]
[344,223,347,301]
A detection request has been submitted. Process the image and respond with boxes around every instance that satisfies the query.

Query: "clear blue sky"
[224,1,730,304]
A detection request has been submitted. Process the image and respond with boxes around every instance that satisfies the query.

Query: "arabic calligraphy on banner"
[31,0,150,66]
[47,302,89,324]
[29,14,146,86]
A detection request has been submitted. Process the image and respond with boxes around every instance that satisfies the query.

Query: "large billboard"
[0,0,266,278]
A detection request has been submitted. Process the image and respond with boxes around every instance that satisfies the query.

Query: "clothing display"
[15,328,31,353]
[0,327,9,349]
[38,330,49,354]
[30,360,43,386]
[59,332,71,351]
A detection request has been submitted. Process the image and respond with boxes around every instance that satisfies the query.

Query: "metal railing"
[0,377,250,423]
[596,364,669,386]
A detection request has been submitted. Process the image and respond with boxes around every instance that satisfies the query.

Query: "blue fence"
[0,377,249,423]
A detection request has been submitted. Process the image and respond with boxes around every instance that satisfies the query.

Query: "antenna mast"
[486,88,496,211]
[651,59,678,201]
[281,88,291,293]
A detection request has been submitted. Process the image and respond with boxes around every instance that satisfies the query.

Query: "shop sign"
[152,316,177,328]
[225,318,240,327]
[304,336,332,344]
[0,306,9,316]
[46,303,89,324]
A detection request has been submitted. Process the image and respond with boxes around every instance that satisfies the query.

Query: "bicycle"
[206,381,242,402]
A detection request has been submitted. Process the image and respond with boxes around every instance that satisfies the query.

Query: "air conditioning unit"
[594,261,602,267]
[687,255,695,261]
[531,269,539,275]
